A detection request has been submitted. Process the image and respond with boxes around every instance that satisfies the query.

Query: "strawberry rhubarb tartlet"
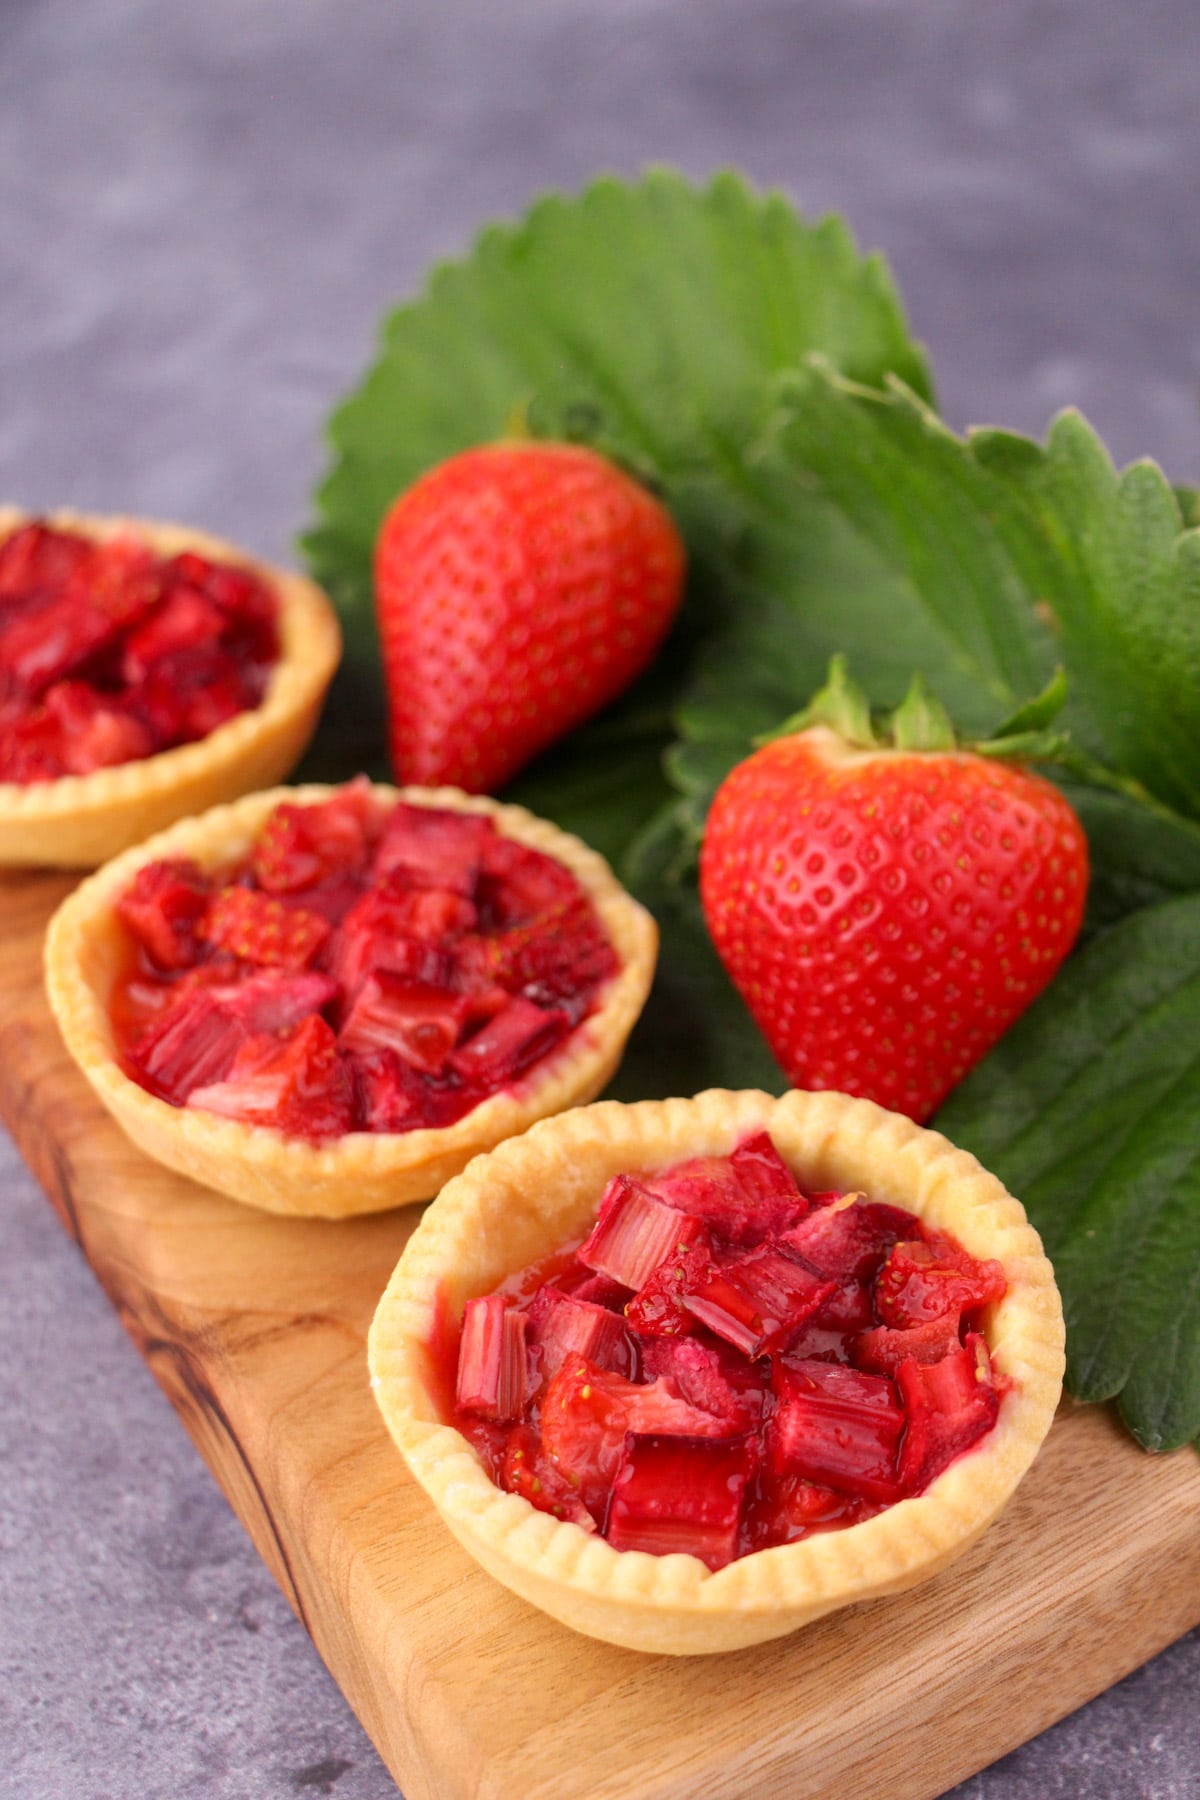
[44,781,657,1215]
[0,510,339,865]
[369,1089,1064,1652]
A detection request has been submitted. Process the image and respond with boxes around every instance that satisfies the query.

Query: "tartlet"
[368,1088,1064,1653]
[0,507,340,866]
[44,783,658,1217]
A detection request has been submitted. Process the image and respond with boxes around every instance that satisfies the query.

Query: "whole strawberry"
[374,441,685,792]
[699,661,1089,1123]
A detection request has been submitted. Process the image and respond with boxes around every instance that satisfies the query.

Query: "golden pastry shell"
[44,782,659,1217]
[0,507,341,866]
[368,1088,1065,1653]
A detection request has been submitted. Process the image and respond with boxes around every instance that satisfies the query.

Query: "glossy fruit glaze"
[110,782,618,1141]
[0,521,278,782]
[438,1131,1009,1570]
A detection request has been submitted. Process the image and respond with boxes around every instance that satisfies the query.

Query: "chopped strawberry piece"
[136,644,251,745]
[854,1315,963,1376]
[526,1287,636,1385]
[354,1050,427,1132]
[567,1272,632,1312]
[748,1472,858,1546]
[41,682,155,774]
[642,1139,806,1247]
[607,1433,755,1570]
[373,802,494,895]
[479,833,582,923]
[186,1016,355,1139]
[500,1425,596,1530]
[875,1238,1008,1329]
[541,1357,730,1522]
[624,1239,715,1338]
[119,587,227,684]
[116,858,211,970]
[0,592,127,698]
[579,1175,707,1292]
[449,996,569,1086]
[637,1335,766,1429]
[203,887,331,969]
[456,1296,529,1421]
[486,898,617,1017]
[768,1359,905,1504]
[896,1333,1002,1492]
[339,973,470,1074]
[682,1243,838,1358]
[130,988,252,1104]
[387,884,478,941]
[0,522,92,600]
[252,781,375,893]
[781,1197,913,1281]
[0,703,66,781]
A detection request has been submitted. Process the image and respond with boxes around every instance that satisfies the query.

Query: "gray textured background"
[3,2,1200,1796]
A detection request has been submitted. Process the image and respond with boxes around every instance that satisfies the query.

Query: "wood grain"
[4,866,1200,1800]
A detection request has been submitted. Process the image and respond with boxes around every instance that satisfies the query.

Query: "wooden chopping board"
[4,865,1200,1800]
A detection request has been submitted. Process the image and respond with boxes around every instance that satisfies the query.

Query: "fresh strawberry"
[374,441,685,792]
[700,660,1089,1122]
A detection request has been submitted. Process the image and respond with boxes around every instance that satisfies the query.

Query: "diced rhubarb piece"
[205,969,339,1035]
[330,886,456,999]
[579,1176,707,1292]
[607,1432,755,1571]
[130,988,252,1104]
[526,1287,636,1384]
[682,1243,838,1358]
[186,1016,355,1140]
[119,587,227,684]
[449,996,569,1086]
[252,781,375,893]
[728,1131,809,1224]
[339,973,470,1074]
[117,859,211,970]
[203,887,331,969]
[781,1196,914,1281]
[455,1295,529,1422]
[500,1424,596,1529]
[854,1316,963,1377]
[0,702,66,781]
[354,1049,429,1132]
[568,1272,633,1312]
[875,1238,1008,1329]
[540,1357,730,1521]
[637,1335,765,1430]
[641,1140,805,1249]
[768,1359,905,1504]
[373,802,494,895]
[160,551,276,634]
[896,1333,1002,1492]
[624,1238,715,1338]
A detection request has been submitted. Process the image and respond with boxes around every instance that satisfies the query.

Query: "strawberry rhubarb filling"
[0,520,279,781]
[110,783,618,1141]
[438,1132,1010,1570]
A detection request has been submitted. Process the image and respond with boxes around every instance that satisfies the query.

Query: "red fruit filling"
[437,1131,1011,1565]
[110,784,619,1141]
[0,520,279,783]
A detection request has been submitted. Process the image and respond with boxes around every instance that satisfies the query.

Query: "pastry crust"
[368,1089,1065,1653]
[0,507,341,866]
[44,784,658,1217]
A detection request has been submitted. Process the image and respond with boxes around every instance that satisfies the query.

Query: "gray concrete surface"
[2,1,1199,1794]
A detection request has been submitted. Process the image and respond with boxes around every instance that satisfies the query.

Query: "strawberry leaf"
[302,169,932,783]
[937,895,1200,1452]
